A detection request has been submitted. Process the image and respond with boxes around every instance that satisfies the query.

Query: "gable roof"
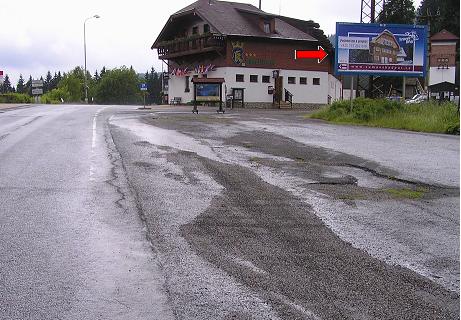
[152,0,320,48]
[431,29,459,42]
[371,29,400,49]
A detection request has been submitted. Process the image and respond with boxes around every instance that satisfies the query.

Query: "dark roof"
[429,81,458,92]
[430,29,459,42]
[153,0,320,48]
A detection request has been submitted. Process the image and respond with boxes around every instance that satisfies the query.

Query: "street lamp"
[84,14,100,104]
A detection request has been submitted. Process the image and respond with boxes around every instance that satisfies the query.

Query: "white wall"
[429,67,456,86]
[328,74,342,103]
[167,66,332,105]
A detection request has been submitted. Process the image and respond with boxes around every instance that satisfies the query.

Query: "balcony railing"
[157,33,225,59]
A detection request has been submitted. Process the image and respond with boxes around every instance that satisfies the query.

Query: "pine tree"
[44,71,53,93]
[1,74,12,93]
[417,0,460,36]
[25,75,32,95]
[378,0,416,24]
[100,67,107,79]
[94,70,100,83]
[16,74,25,94]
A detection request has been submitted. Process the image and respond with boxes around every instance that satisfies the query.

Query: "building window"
[192,26,198,35]
[313,78,320,85]
[203,24,210,33]
[288,77,296,84]
[300,77,307,85]
[263,21,270,34]
[236,74,244,82]
[250,75,258,83]
[262,76,270,83]
[185,76,190,92]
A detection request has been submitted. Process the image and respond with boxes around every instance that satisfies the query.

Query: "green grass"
[385,188,426,199]
[310,98,460,134]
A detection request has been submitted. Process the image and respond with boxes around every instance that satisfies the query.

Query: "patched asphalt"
[108,106,459,319]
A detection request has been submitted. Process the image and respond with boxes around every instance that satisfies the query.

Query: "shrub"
[0,93,32,104]
[41,88,71,104]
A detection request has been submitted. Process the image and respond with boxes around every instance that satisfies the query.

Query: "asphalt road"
[0,104,459,319]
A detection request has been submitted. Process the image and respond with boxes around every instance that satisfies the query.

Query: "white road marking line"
[90,106,110,180]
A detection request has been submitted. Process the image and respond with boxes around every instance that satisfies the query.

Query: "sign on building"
[139,83,148,91]
[0,70,3,84]
[335,22,427,77]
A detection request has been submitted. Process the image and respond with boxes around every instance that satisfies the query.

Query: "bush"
[0,93,32,104]
[41,88,71,104]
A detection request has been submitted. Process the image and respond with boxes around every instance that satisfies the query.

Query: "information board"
[196,83,220,102]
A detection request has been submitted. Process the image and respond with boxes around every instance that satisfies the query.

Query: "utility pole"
[359,0,386,98]
[83,15,100,104]
[259,0,261,10]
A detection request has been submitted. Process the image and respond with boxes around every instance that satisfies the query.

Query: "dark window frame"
[262,75,270,83]
[250,75,258,83]
[263,21,270,34]
[313,78,320,85]
[300,77,307,85]
[288,77,296,84]
[236,74,244,82]
[203,24,210,33]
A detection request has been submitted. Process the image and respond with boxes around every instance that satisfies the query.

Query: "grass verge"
[310,98,459,134]
[385,188,426,199]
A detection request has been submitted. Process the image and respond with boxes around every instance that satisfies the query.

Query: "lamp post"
[84,14,100,104]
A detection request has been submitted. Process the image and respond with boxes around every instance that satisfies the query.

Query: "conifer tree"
[25,75,32,95]
[45,71,53,92]
[16,74,25,94]
[1,74,12,93]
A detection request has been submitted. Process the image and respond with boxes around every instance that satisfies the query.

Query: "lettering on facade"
[171,64,217,77]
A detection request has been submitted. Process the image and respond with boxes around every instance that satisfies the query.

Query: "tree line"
[378,0,459,36]
[0,66,163,105]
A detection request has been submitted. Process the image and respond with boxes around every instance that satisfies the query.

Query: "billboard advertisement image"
[335,22,427,77]
[196,83,220,102]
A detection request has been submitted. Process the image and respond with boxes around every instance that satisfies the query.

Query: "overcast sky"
[1,0,422,84]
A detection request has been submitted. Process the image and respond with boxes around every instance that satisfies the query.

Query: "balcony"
[157,33,226,60]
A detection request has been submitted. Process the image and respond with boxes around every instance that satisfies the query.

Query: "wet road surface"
[1,104,459,319]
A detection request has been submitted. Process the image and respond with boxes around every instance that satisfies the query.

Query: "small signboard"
[140,83,148,91]
[32,80,44,88]
[32,88,43,95]
[196,84,220,102]
[0,70,3,84]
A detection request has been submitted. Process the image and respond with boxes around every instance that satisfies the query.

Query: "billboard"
[196,83,220,102]
[335,22,427,77]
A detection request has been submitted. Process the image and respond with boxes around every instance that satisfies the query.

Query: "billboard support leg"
[402,77,406,101]
[350,76,355,112]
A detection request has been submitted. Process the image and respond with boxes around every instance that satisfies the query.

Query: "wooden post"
[350,76,354,113]
[192,82,198,114]
[402,77,406,102]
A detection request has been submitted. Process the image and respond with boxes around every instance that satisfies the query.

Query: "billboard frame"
[334,22,428,78]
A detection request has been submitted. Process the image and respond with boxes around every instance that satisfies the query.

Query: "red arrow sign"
[295,46,328,63]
